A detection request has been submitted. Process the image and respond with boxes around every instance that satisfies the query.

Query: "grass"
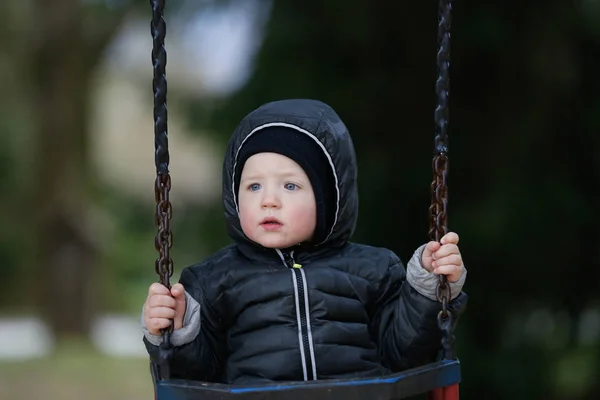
[0,341,154,400]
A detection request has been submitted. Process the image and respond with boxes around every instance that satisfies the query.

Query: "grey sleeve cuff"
[406,244,467,301]
[142,290,202,346]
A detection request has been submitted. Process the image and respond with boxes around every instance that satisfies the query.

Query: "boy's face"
[238,152,317,249]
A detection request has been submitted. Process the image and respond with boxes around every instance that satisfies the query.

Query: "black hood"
[222,99,358,253]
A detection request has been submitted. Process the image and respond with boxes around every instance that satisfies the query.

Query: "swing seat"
[153,359,460,400]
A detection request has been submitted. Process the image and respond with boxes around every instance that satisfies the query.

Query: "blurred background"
[0,0,599,399]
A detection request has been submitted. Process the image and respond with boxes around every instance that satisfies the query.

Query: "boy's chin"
[252,235,301,250]
[257,239,294,249]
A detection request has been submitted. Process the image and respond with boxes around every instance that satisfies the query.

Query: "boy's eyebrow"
[241,170,304,181]
[240,174,262,182]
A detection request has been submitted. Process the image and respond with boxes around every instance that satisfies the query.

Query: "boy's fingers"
[148,295,177,309]
[432,253,462,267]
[440,232,459,245]
[148,283,170,297]
[424,241,440,256]
[171,283,185,298]
[171,284,187,330]
[149,318,172,334]
[147,306,176,320]
[433,244,459,259]
[174,313,184,331]
[433,264,462,282]
[145,284,186,334]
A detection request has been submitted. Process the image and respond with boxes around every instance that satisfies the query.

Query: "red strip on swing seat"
[428,383,459,400]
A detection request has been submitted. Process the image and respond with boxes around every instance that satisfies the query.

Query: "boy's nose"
[261,190,281,208]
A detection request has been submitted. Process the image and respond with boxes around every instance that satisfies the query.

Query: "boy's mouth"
[260,217,283,230]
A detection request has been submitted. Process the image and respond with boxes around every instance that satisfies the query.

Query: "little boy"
[142,99,467,385]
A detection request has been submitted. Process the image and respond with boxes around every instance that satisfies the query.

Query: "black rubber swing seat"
[152,359,461,400]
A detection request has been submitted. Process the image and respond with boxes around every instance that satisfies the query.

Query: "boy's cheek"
[238,210,255,236]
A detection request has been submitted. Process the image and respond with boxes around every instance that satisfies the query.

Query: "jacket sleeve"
[370,251,468,372]
[143,266,226,382]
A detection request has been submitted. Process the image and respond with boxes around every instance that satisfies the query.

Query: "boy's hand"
[421,232,464,283]
[143,283,186,335]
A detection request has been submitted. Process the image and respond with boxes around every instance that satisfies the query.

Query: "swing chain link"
[430,0,456,360]
[151,0,174,380]
[430,155,455,361]
[154,172,174,380]
[155,173,174,290]
[150,0,172,296]
[151,0,169,177]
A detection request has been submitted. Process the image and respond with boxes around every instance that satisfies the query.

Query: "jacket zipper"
[277,249,317,381]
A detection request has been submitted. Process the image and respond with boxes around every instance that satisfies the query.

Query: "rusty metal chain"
[150,0,174,380]
[429,0,456,360]
[155,174,174,289]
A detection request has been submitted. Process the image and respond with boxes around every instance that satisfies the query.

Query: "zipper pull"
[282,251,294,268]
[283,250,302,269]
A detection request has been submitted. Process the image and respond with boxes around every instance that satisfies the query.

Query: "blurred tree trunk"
[30,0,134,339]
[32,0,93,338]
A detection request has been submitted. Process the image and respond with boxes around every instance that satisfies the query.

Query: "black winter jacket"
[145,99,467,385]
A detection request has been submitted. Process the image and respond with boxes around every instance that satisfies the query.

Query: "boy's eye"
[284,183,298,191]
[249,183,261,191]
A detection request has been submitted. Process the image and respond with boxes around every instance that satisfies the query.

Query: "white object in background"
[90,314,148,357]
[0,317,54,360]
